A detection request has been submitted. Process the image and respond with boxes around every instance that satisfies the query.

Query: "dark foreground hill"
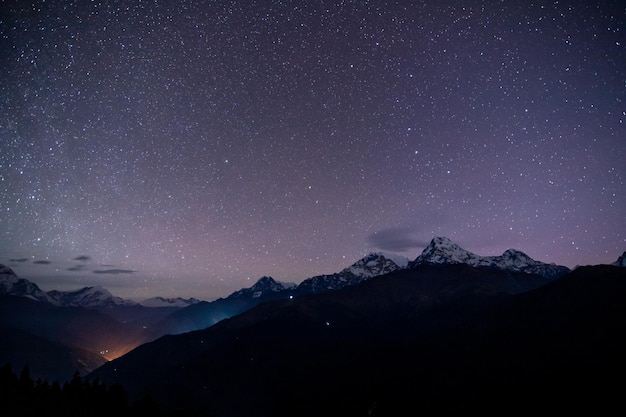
[0,295,136,382]
[88,264,626,416]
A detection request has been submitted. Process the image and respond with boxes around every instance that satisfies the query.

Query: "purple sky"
[1,1,624,300]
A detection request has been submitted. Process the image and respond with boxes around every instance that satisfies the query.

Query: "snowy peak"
[227,276,297,300]
[498,249,541,269]
[47,286,137,308]
[501,248,534,263]
[413,236,483,266]
[139,296,201,308]
[490,248,570,278]
[343,252,408,279]
[296,253,408,295]
[0,264,139,307]
[0,264,53,303]
[613,252,626,267]
[410,237,570,279]
[251,276,297,292]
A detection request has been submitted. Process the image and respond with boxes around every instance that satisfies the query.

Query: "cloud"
[73,255,91,262]
[93,269,135,275]
[67,264,88,272]
[9,258,29,263]
[367,227,429,252]
[33,260,52,265]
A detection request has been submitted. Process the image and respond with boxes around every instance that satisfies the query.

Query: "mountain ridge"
[0,265,200,309]
[138,296,201,308]
[293,251,407,296]
[47,286,136,308]
[87,263,626,416]
[0,264,54,303]
[409,236,570,278]
[0,237,590,307]
[2,237,623,389]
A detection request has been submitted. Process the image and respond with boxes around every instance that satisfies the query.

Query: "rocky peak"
[227,276,296,300]
[0,264,53,303]
[613,252,626,267]
[409,237,570,279]
[343,252,406,279]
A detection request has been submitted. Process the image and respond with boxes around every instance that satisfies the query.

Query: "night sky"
[1,1,624,300]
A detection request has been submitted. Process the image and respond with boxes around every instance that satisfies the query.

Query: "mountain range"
[1,248,412,381]
[0,265,200,308]
[89,262,626,416]
[409,236,571,278]
[1,236,624,415]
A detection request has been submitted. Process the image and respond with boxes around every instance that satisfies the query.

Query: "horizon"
[3,235,623,301]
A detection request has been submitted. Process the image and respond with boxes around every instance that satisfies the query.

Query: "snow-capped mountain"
[344,252,409,278]
[47,286,137,308]
[409,236,570,279]
[0,265,201,308]
[296,252,408,295]
[151,254,410,337]
[139,296,202,307]
[0,264,53,303]
[227,276,297,300]
[612,252,626,267]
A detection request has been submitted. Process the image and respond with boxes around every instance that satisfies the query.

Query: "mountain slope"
[294,252,407,295]
[145,276,295,338]
[227,276,296,300]
[0,325,106,383]
[0,264,53,303]
[0,294,136,382]
[0,265,188,367]
[139,296,201,307]
[88,263,621,416]
[146,254,406,338]
[48,286,137,307]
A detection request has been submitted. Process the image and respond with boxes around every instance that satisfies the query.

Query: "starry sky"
[1,1,624,301]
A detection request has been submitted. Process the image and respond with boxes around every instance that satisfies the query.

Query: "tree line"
[0,363,165,417]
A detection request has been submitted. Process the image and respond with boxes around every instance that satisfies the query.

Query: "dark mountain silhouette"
[1,238,570,350]
[144,238,569,342]
[0,324,106,384]
[0,253,407,382]
[0,264,186,381]
[0,293,185,383]
[144,276,296,339]
[0,264,204,380]
[2,237,620,410]
[0,294,130,382]
[145,253,406,338]
[88,263,626,417]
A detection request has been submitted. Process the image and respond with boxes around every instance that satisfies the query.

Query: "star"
[0,1,623,300]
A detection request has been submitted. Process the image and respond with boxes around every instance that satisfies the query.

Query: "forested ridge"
[0,363,178,417]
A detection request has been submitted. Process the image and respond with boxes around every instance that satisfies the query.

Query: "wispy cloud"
[33,260,52,265]
[67,264,88,272]
[73,255,91,262]
[93,269,135,275]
